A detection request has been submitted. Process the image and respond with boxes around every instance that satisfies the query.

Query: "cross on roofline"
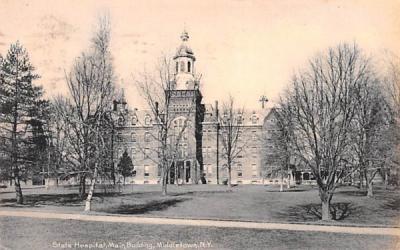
[259,95,268,109]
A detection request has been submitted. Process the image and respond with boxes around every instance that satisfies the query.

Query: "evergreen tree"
[0,41,44,204]
[117,151,134,185]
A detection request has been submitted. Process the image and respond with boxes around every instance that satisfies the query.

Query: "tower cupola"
[173,29,196,90]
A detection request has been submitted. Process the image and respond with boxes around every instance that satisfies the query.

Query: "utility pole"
[215,100,220,184]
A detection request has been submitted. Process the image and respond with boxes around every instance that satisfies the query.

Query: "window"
[237,115,243,125]
[188,61,191,73]
[144,165,150,177]
[144,115,151,126]
[252,131,257,140]
[180,61,185,72]
[176,62,179,73]
[183,143,188,157]
[131,148,136,158]
[131,116,138,125]
[203,146,212,158]
[118,117,124,126]
[251,115,259,124]
[144,132,151,142]
[237,164,243,178]
[131,132,136,142]
[144,148,150,159]
[252,164,257,177]
[116,133,123,142]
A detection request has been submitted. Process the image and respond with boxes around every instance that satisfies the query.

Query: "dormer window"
[131,116,138,125]
[144,115,151,126]
[237,115,243,125]
[251,115,259,124]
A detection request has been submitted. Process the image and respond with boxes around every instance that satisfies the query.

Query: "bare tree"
[134,56,201,195]
[59,16,116,211]
[264,108,292,191]
[381,53,400,187]
[278,43,374,220]
[218,96,246,188]
[352,78,393,197]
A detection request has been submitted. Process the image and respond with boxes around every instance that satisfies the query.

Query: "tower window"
[176,62,179,73]
[188,61,191,73]
[180,61,185,72]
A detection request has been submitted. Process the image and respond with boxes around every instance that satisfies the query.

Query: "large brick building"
[112,30,280,185]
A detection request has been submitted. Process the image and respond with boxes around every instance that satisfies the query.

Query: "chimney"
[113,100,118,111]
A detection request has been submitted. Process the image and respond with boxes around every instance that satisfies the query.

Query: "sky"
[0,0,399,110]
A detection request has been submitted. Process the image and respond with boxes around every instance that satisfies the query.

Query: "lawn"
[0,184,399,226]
[0,216,399,250]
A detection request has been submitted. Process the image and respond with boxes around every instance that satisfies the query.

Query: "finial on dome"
[180,29,189,42]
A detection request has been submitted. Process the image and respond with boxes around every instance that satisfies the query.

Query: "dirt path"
[0,210,399,236]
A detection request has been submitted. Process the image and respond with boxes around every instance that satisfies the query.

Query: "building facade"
[112,31,279,185]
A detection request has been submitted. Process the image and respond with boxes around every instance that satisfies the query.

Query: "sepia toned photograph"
[0,0,399,249]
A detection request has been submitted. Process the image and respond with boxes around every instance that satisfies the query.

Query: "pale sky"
[0,0,399,110]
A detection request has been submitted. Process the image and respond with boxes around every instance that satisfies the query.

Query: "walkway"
[0,210,399,236]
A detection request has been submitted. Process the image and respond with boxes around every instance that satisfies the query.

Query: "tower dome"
[174,30,195,60]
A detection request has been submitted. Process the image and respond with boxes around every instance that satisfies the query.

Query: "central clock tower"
[167,30,204,184]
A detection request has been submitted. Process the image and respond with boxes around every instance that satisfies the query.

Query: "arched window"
[188,61,191,73]
[180,61,185,72]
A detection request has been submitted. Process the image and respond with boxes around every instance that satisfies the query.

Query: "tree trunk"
[194,161,198,184]
[280,167,284,192]
[161,165,168,196]
[367,180,373,197]
[79,175,86,199]
[228,166,232,188]
[14,175,23,204]
[320,191,332,221]
[84,168,97,212]
[384,171,388,190]
[175,163,179,186]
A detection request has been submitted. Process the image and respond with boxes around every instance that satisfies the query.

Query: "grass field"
[0,216,399,250]
[0,184,399,226]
